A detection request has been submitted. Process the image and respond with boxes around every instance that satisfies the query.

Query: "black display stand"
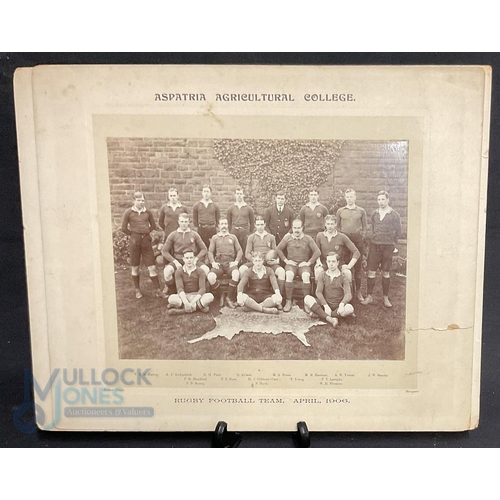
[212,421,242,448]
[294,421,311,448]
[212,421,311,448]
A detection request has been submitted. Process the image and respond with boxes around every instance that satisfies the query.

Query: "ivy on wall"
[213,139,344,214]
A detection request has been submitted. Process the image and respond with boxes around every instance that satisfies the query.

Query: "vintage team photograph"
[107,138,408,361]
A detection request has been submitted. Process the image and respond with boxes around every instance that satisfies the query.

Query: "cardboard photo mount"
[14,65,491,431]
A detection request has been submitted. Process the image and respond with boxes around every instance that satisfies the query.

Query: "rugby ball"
[266,249,277,262]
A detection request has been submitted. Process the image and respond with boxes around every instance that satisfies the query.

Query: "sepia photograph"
[108,138,408,361]
[12,63,489,432]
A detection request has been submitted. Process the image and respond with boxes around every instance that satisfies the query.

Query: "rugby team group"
[120,186,402,327]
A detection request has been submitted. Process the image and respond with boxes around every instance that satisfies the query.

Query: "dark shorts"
[310,296,342,317]
[212,261,238,278]
[130,233,155,267]
[197,225,217,247]
[284,264,312,278]
[247,290,273,304]
[367,242,394,273]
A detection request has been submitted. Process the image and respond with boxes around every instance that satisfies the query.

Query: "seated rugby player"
[207,217,243,309]
[237,252,282,314]
[167,249,214,315]
[276,218,321,313]
[162,213,212,295]
[314,215,360,285]
[304,252,354,327]
[239,215,285,305]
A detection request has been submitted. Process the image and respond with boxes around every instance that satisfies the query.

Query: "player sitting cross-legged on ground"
[167,249,214,315]
[237,252,283,315]
[304,252,355,327]
[207,217,243,309]
[276,218,321,313]
[239,215,286,308]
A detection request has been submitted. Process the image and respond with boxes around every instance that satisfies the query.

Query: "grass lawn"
[114,265,406,361]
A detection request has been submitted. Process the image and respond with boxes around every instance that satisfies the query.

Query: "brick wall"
[334,140,408,236]
[107,138,407,236]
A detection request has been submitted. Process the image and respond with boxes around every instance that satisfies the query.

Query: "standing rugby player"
[121,191,166,299]
[263,191,294,245]
[276,219,321,313]
[158,187,188,240]
[193,185,220,247]
[336,189,367,300]
[299,188,329,239]
[361,191,402,308]
[226,187,255,254]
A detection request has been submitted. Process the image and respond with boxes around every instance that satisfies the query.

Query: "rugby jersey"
[158,203,188,237]
[245,231,276,261]
[315,231,360,265]
[208,232,243,263]
[370,208,402,245]
[316,269,352,308]
[299,203,329,237]
[121,207,156,235]
[335,205,367,236]
[276,233,320,265]
[192,200,220,227]
[162,228,207,262]
[174,266,206,295]
[227,203,255,232]
[238,266,279,295]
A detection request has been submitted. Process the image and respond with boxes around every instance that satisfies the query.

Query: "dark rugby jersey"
[121,208,156,235]
[316,270,351,308]
[276,233,320,264]
[335,206,367,236]
[174,266,206,295]
[208,232,243,263]
[245,231,276,261]
[192,200,220,227]
[370,208,402,245]
[158,203,188,237]
[238,267,278,296]
[227,204,255,232]
[299,203,329,237]
[315,231,360,265]
[162,229,207,262]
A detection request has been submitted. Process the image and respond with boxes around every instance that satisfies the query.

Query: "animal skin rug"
[188,304,327,347]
